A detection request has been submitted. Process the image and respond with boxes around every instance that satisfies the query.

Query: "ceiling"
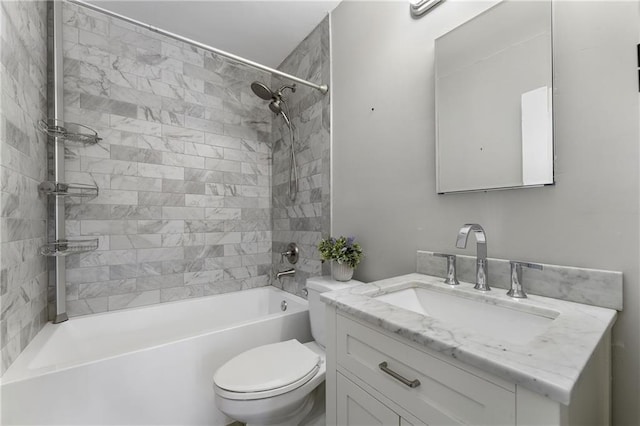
[89,1,342,69]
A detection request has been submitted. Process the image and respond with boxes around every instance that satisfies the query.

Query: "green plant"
[317,236,364,268]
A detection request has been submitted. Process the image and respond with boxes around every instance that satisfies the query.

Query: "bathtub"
[1,286,312,425]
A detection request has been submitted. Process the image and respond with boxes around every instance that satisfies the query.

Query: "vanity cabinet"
[337,373,401,425]
[325,307,611,426]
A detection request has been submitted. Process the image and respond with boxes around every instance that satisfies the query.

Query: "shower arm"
[67,0,329,95]
[277,85,297,97]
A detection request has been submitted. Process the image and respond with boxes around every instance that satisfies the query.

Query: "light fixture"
[409,0,445,19]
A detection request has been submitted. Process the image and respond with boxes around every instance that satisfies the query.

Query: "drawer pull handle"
[378,361,421,388]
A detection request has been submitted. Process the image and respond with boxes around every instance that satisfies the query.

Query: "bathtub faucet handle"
[280,242,299,264]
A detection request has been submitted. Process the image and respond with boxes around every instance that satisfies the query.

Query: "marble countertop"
[321,273,617,405]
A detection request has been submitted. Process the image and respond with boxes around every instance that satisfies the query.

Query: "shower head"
[269,98,282,114]
[251,82,297,102]
[251,81,294,126]
[251,81,274,100]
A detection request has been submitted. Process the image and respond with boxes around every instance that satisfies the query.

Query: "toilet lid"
[214,340,320,393]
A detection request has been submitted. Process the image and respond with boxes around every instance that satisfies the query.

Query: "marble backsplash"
[417,250,623,310]
[0,1,49,375]
[271,16,331,296]
[60,2,275,316]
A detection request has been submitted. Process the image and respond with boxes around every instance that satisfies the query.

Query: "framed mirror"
[435,1,554,194]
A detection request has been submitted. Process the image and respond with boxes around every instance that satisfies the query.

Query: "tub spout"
[276,268,295,280]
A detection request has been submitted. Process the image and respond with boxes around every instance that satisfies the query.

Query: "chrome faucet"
[508,261,543,298]
[455,224,489,291]
[276,268,295,280]
[433,253,459,285]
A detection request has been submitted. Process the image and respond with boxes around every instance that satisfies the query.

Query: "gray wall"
[332,1,639,424]
[0,1,49,374]
[272,16,331,296]
[61,2,273,316]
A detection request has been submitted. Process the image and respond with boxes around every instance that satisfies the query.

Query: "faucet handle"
[508,261,543,298]
[432,253,459,286]
[280,242,299,264]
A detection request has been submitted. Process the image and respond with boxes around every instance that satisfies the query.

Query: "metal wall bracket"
[40,238,99,257]
[39,181,99,198]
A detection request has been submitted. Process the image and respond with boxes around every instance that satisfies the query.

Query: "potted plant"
[317,236,364,282]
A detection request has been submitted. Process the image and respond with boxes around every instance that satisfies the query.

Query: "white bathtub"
[1,287,312,425]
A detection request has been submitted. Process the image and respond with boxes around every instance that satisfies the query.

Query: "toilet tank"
[306,276,362,348]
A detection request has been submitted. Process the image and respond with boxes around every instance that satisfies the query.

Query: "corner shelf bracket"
[39,181,99,198]
[40,238,99,257]
[38,119,102,144]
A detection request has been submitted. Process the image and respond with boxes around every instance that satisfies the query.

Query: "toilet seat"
[214,339,322,401]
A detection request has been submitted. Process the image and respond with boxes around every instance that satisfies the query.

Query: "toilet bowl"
[213,276,362,426]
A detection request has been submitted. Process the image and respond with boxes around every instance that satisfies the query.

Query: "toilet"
[213,276,362,425]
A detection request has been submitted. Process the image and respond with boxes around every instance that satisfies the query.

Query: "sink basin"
[374,287,557,345]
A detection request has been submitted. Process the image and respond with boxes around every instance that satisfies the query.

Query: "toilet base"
[298,383,326,426]
[244,383,325,426]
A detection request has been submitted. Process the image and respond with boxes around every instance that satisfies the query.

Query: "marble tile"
[69,250,137,268]
[138,220,184,234]
[185,194,224,208]
[113,205,161,220]
[137,247,184,263]
[0,0,48,374]
[51,0,331,319]
[184,142,223,159]
[184,244,224,260]
[67,297,109,317]
[184,270,223,286]
[160,285,204,302]
[66,266,110,284]
[80,220,137,235]
[161,152,204,169]
[269,14,330,296]
[138,162,184,180]
[161,233,204,247]
[184,168,224,183]
[111,145,163,165]
[138,191,185,206]
[162,179,205,194]
[136,274,183,291]
[108,290,160,311]
[110,234,161,250]
[78,278,137,298]
[184,220,224,233]
[161,206,204,220]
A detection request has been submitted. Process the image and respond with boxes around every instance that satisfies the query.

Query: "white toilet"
[213,276,362,426]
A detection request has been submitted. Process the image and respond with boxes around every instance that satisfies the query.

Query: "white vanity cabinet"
[325,306,612,426]
[337,372,402,425]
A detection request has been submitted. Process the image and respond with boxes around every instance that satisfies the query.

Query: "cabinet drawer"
[337,314,515,425]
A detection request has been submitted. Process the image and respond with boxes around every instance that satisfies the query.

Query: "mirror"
[435,1,554,193]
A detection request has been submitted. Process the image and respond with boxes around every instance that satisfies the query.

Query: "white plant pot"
[332,261,354,282]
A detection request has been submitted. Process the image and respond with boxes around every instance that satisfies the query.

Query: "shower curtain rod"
[67,0,329,95]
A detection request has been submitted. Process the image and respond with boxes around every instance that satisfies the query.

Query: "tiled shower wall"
[272,17,331,296]
[60,3,273,316]
[0,1,49,374]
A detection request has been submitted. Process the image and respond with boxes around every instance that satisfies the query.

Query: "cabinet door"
[337,373,400,426]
